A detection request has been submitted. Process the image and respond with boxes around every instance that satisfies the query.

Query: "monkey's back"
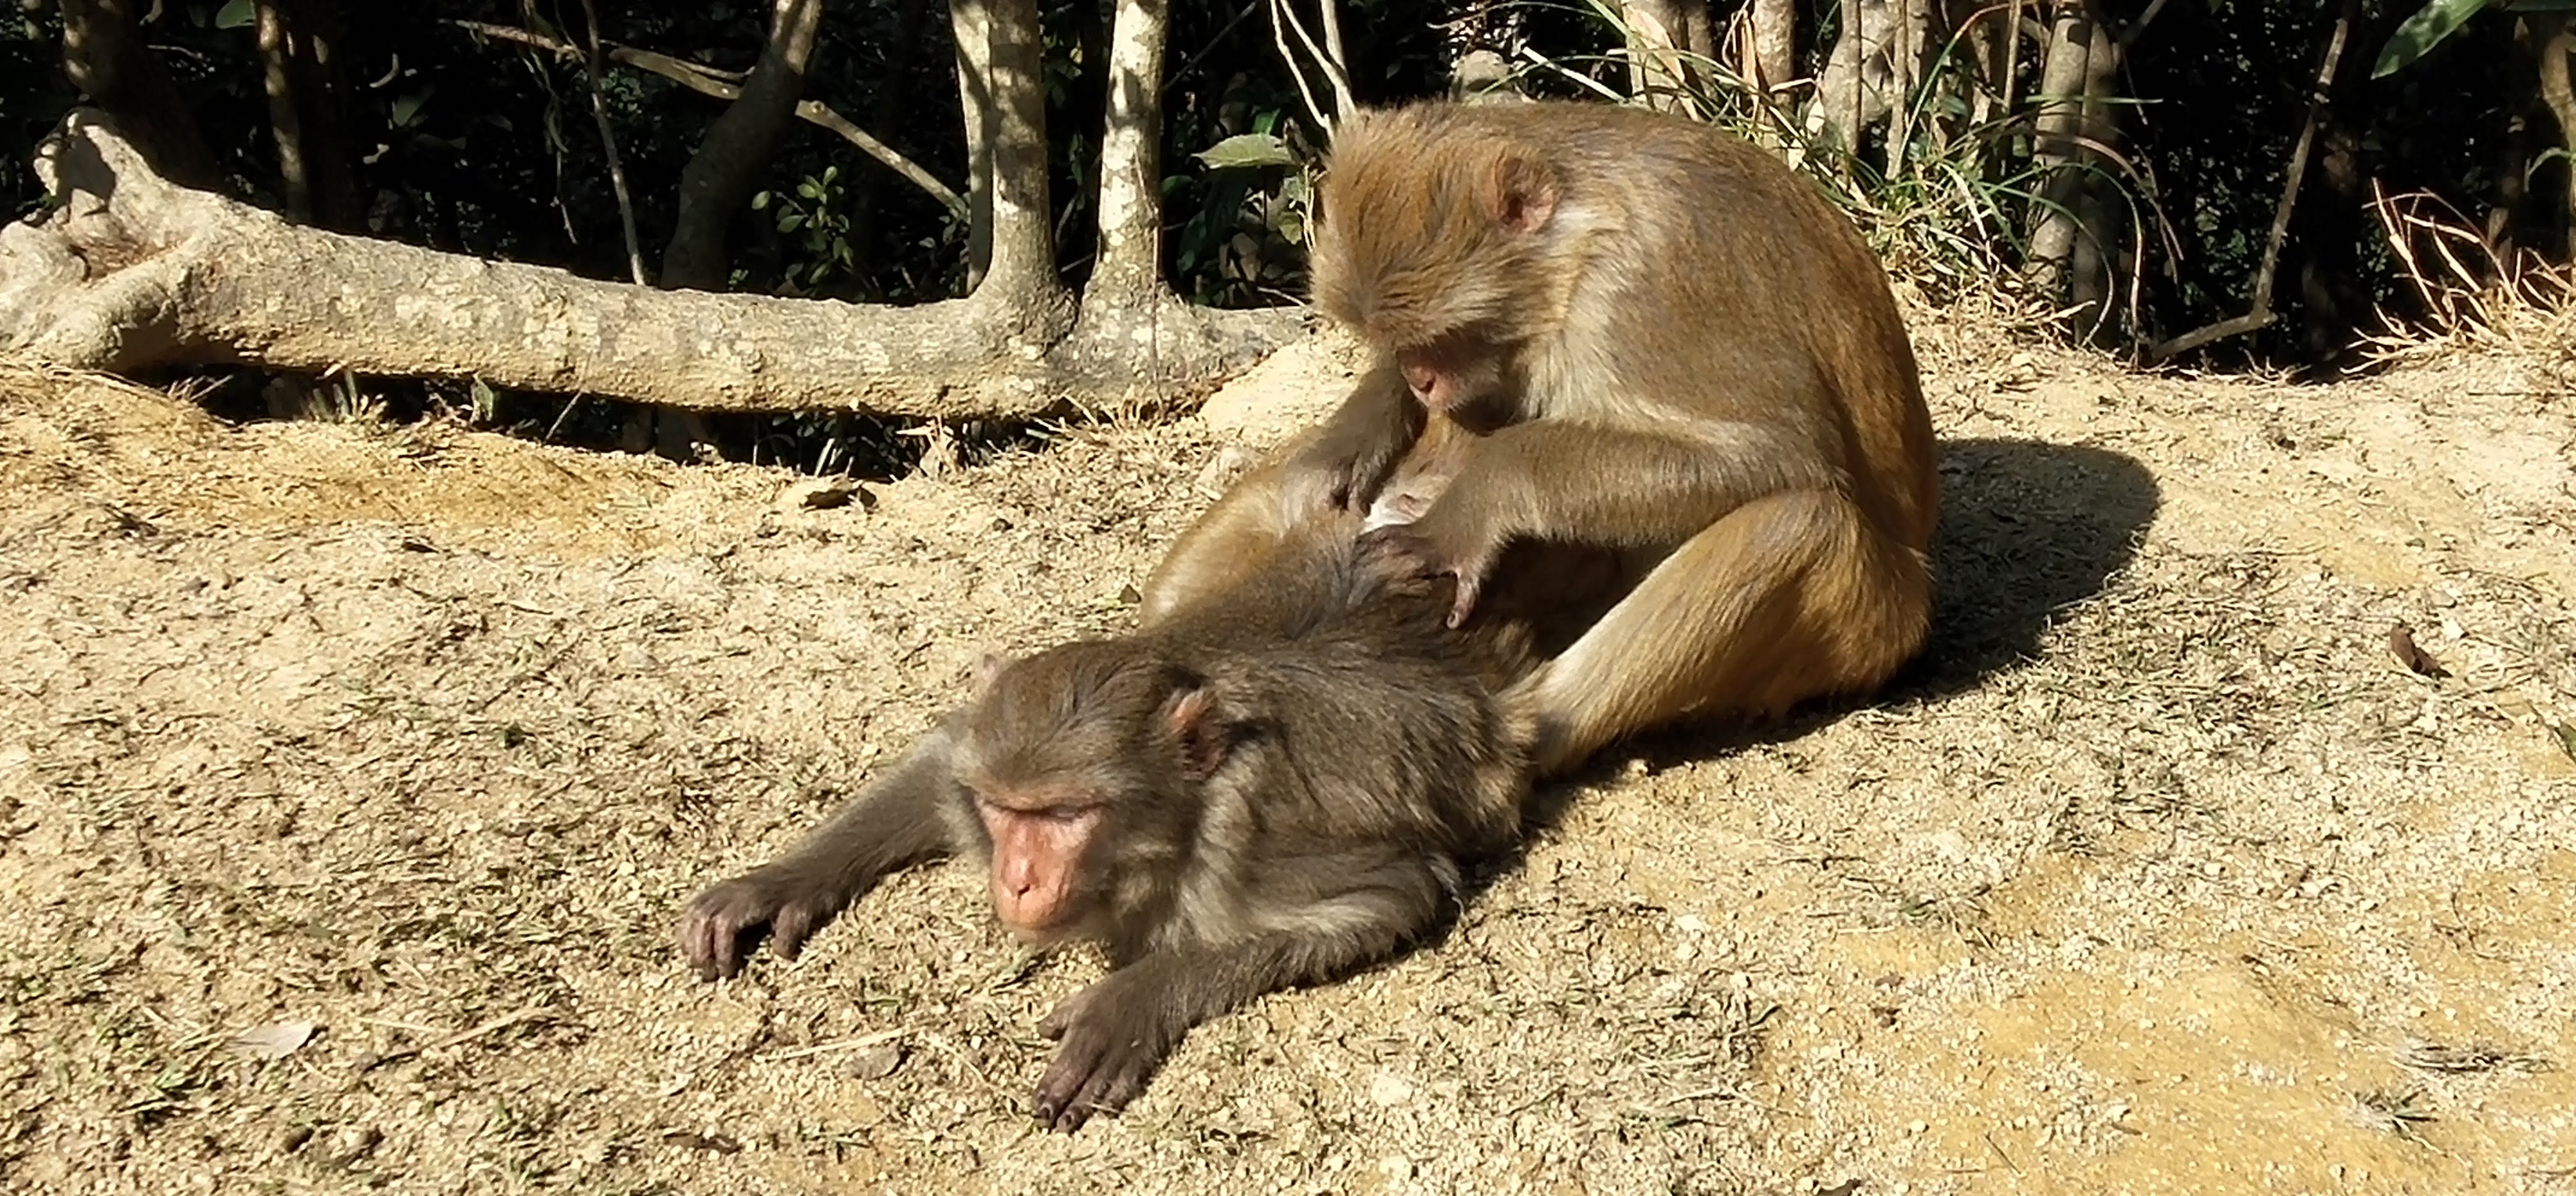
[1151,533,1538,855]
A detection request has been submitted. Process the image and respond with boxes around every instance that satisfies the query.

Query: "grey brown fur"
[677,509,1549,1131]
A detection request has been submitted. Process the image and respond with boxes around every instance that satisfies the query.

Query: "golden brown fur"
[1171,99,1939,774]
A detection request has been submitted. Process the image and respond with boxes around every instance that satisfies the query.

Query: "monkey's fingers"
[1445,571,1485,629]
[1034,1036,1156,1133]
[769,905,821,962]
[675,905,746,981]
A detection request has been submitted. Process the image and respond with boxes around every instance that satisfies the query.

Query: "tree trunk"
[1805,0,1928,158]
[1958,0,2016,130]
[0,112,1293,419]
[661,0,828,292]
[1747,0,1797,96]
[2290,0,2382,371]
[2529,13,2576,252]
[2487,17,2536,261]
[1089,0,1171,305]
[1883,0,1932,167]
[2028,0,2122,334]
[56,0,222,189]
[251,0,362,230]
[1682,2,1715,73]
[980,0,1070,321]
[951,0,999,293]
[1621,0,1693,113]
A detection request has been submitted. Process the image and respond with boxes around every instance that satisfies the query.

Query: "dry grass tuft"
[2357,187,2576,398]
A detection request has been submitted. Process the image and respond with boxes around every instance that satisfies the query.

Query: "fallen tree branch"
[0,111,1294,418]
[445,19,966,219]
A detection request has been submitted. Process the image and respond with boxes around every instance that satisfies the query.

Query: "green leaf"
[751,190,771,211]
[390,87,434,129]
[779,213,806,233]
[2372,0,2493,78]
[1193,133,1296,171]
[215,0,254,29]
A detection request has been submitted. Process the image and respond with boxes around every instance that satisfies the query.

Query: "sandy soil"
[0,325,2571,1195]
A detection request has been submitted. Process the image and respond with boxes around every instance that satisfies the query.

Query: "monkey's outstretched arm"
[1361,417,1845,624]
[1029,855,1453,1131]
[676,724,962,980]
[1282,361,1425,513]
[1443,418,1846,547]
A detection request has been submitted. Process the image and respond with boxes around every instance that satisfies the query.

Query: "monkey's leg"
[1029,855,1453,1131]
[676,724,962,979]
[1143,415,1476,626]
[1511,488,1931,774]
[1136,456,1306,626]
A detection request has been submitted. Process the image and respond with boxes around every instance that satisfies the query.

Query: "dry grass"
[1,330,2572,1194]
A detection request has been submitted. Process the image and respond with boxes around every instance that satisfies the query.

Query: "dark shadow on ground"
[1514,436,2164,829]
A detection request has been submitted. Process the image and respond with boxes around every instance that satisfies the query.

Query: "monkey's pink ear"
[970,652,1011,695]
[1163,684,1228,780]
[1482,153,1558,235]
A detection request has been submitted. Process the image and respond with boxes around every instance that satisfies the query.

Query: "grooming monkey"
[1257,98,1942,774]
[678,477,1618,1131]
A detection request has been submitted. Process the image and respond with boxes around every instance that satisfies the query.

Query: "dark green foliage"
[0,0,2563,374]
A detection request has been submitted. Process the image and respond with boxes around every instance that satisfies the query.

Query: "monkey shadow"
[1471,437,2163,877]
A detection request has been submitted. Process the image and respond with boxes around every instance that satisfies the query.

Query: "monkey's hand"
[1033,970,1184,1133]
[675,865,855,981]
[1282,434,1406,516]
[1357,516,1497,628]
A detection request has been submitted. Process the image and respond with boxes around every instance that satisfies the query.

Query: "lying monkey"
[678,461,1618,1131]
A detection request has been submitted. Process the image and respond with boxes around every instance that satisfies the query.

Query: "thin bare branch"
[1267,0,1334,134]
[441,19,964,219]
[572,0,648,284]
[1275,0,1356,118]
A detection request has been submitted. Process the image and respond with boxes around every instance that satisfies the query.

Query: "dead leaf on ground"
[779,479,871,512]
[2387,623,2450,678]
[663,1130,744,1154]
[847,1042,906,1081]
[229,1020,319,1060]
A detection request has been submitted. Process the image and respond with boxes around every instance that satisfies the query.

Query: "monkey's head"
[950,641,1233,945]
[1308,103,1563,413]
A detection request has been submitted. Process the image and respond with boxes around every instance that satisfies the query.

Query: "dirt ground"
[1,318,2572,1195]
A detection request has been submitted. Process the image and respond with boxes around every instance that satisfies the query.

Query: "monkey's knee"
[1513,492,1923,772]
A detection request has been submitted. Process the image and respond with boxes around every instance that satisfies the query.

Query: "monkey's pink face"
[973,789,1104,939]
[1397,340,1477,413]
